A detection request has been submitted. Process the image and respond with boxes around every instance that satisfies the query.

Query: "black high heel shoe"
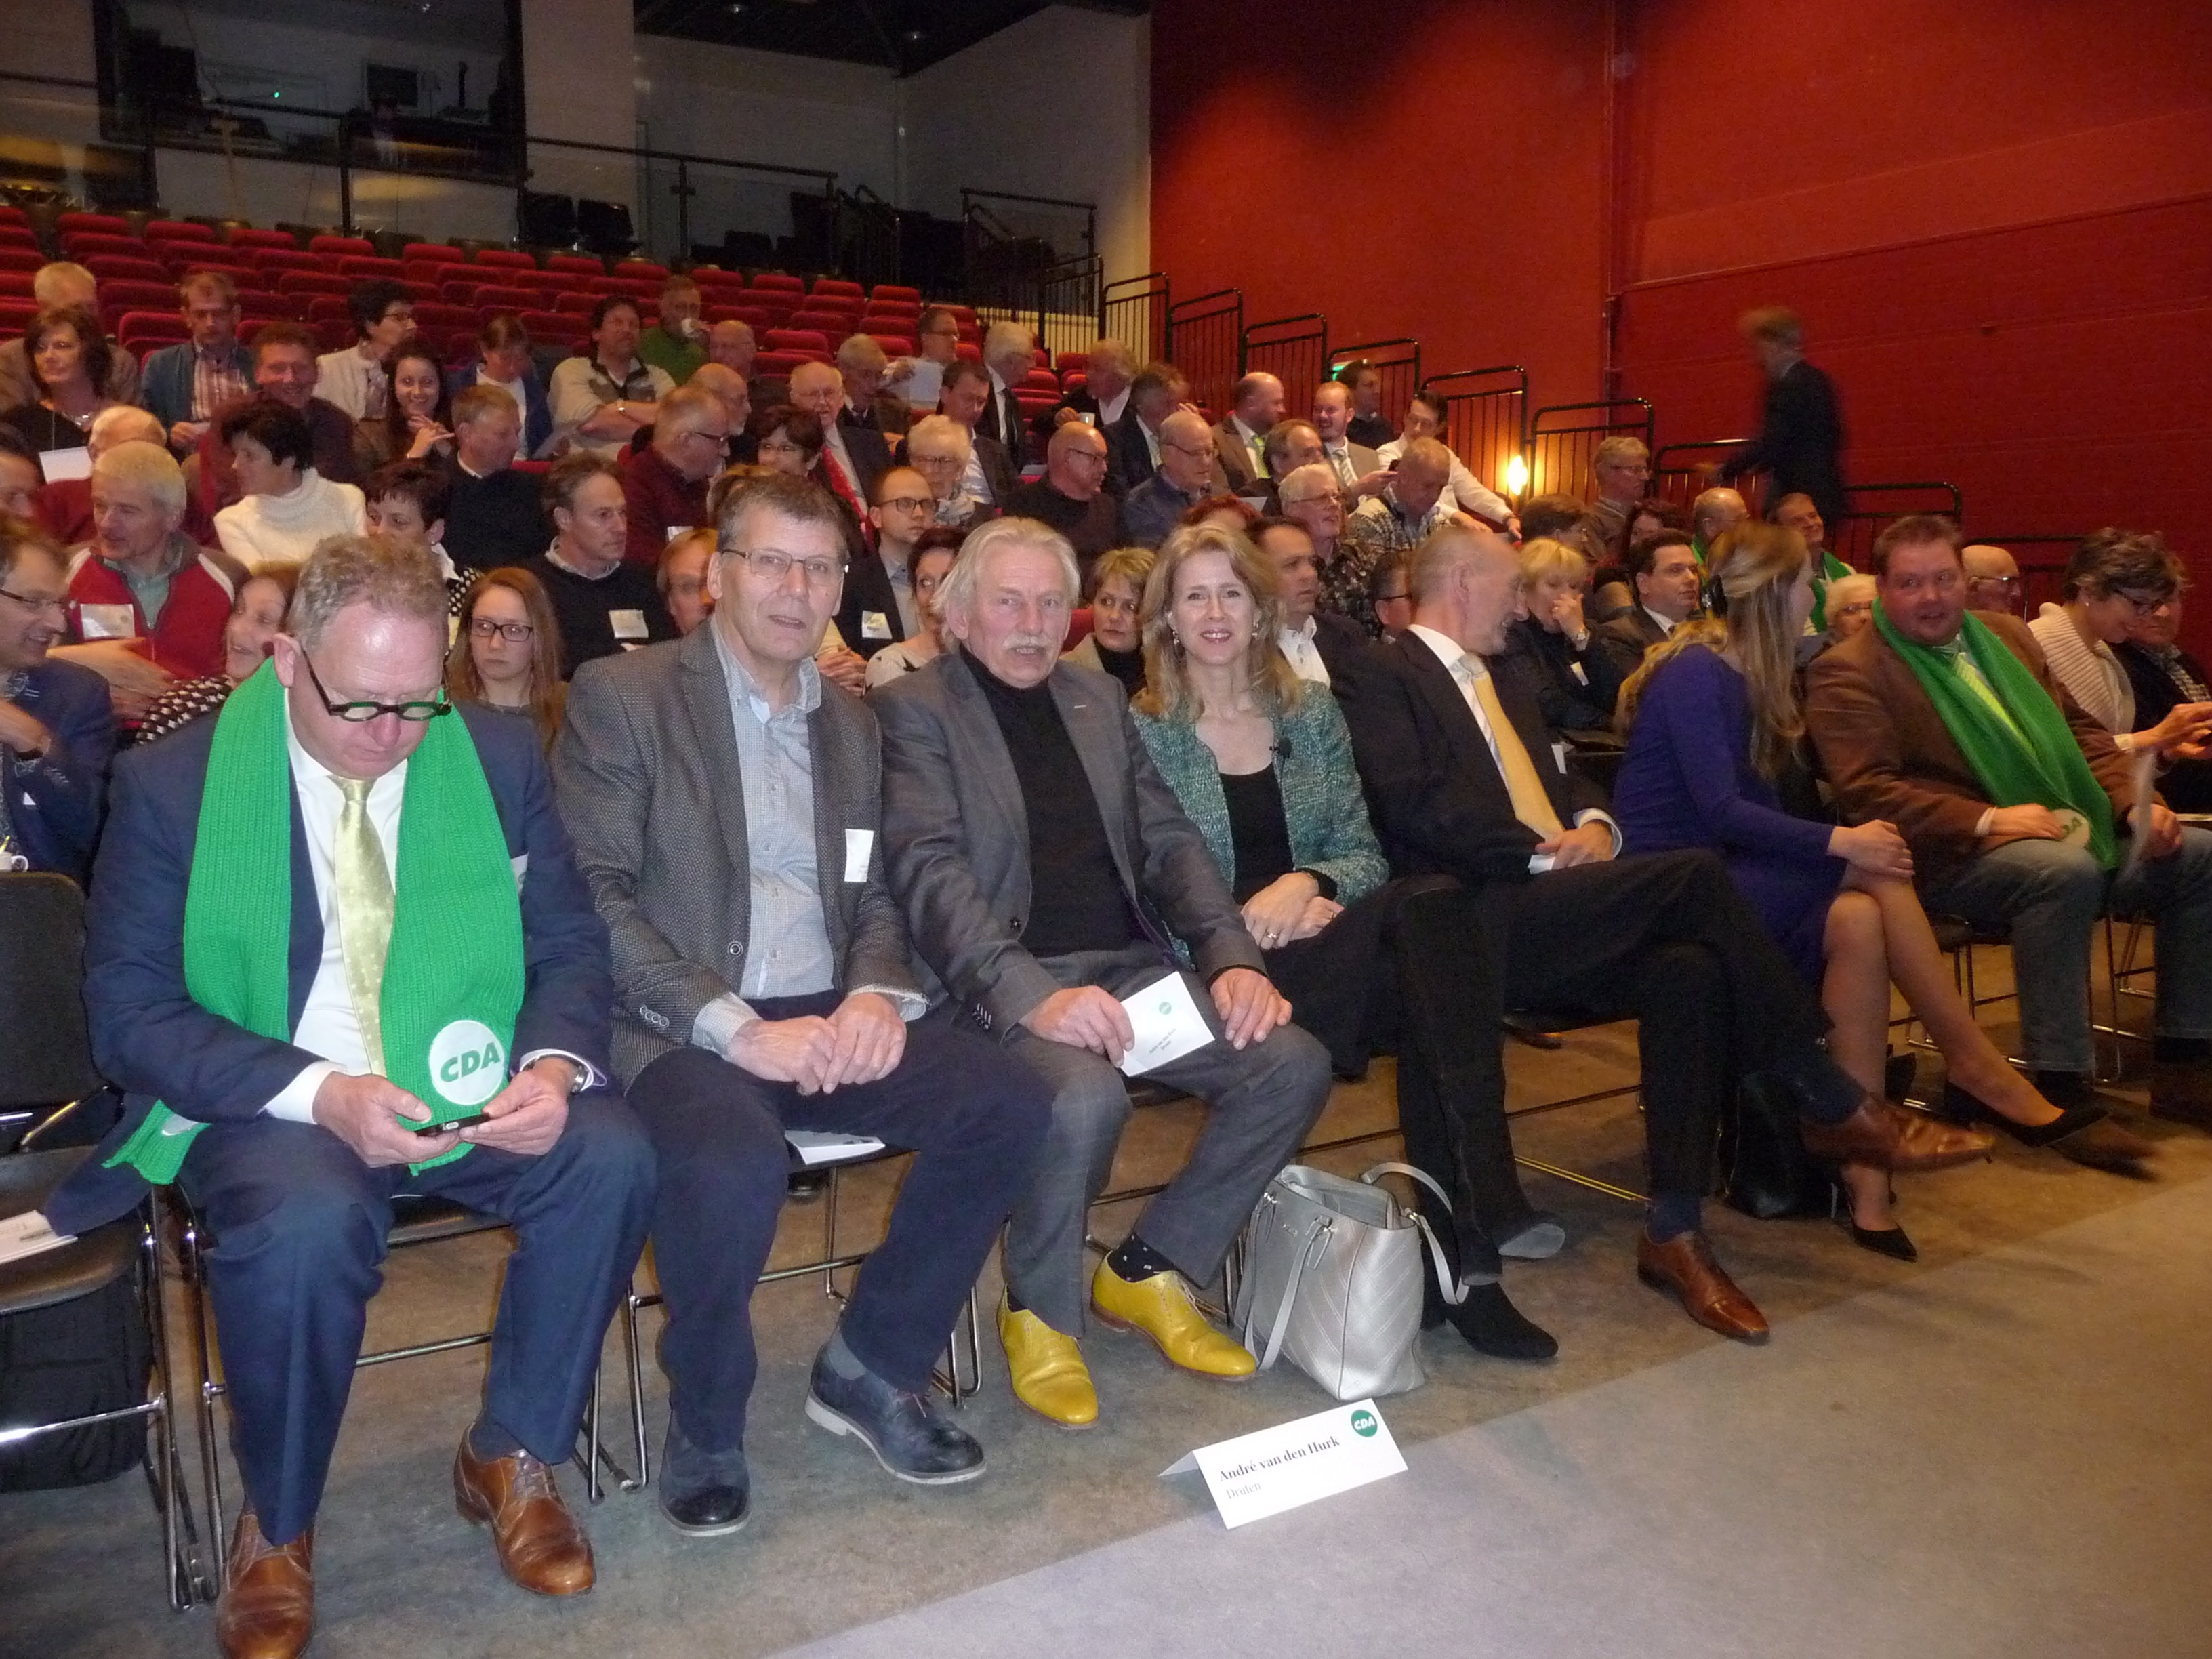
[1942,1083,2155,1174]
[1831,1178,1917,1262]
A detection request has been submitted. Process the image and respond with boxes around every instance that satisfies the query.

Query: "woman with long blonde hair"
[1614,523,2150,1256]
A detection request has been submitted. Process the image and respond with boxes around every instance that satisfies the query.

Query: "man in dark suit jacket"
[875,517,1331,1430]
[554,474,1046,1529]
[1105,363,1196,496]
[1334,523,1988,1344]
[1593,531,1702,680]
[45,537,653,1659]
[0,531,113,882]
[445,384,554,572]
[1256,514,1369,687]
[1718,307,1847,530]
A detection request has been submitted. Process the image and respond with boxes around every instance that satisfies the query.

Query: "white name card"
[1118,971,1212,1078]
[1161,1398,1405,1529]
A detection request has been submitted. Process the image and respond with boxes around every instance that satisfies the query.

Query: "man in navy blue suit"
[0,523,112,882]
[46,535,653,1659]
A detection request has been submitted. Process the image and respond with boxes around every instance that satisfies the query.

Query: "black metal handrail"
[1166,287,1242,416]
[1525,397,1654,500]
[1424,365,1530,503]
[1101,271,1169,361]
[1650,436,1750,507]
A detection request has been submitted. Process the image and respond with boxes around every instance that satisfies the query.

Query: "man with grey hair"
[47,533,655,1657]
[1212,370,1285,493]
[903,413,987,530]
[555,470,1048,1533]
[0,261,140,411]
[709,319,785,408]
[1337,439,1458,632]
[836,333,911,437]
[620,384,729,566]
[64,439,238,680]
[1963,541,2024,615]
[1717,305,1845,530]
[877,516,1331,1430]
[37,403,210,551]
[1586,434,1652,560]
[687,361,752,444]
[1038,337,1134,441]
[1120,409,1220,548]
[981,319,1038,457]
[1690,485,1748,563]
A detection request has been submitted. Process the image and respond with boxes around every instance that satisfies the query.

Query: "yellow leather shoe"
[1089,1260,1256,1382]
[999,1300,1099,1429]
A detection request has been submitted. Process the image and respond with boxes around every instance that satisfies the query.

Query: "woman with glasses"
[1063,545,1152,696]
[356,341,456,471]
[2027,528,2212,761]
[138,562,302,744]
[0,306,118,455]
[446,567,567,750]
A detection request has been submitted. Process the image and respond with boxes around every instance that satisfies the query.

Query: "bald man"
[1212,371,1286,493]
[1962,542,2024,615]
[1122,409,1221,548]
[1690,486,1748,562]
[1006,422,1125,577]
[621,384,730,565]
[791,358,891,504]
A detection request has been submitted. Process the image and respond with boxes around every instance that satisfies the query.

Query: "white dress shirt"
[1643,606,1679,638]
[1095,386,1130,428]
[1404,624,1619,871]
[1279,619,1329,686]
[262,705,596,1120]
[1375,438,1513,523]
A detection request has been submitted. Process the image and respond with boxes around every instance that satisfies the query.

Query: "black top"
[520,552,677,678]
[966,649,1143,958]
[1218,766,1295,902]
[0,403,91,455]
[1092,640,1146,698]
[1004,479,1124,575]
[445,465,553,573]
[1719,357,1847,529]
[2118,639,2212,812]
[1346,413,1396,450]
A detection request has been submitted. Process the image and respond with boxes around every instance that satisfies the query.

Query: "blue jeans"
[1921,828,2212,1073]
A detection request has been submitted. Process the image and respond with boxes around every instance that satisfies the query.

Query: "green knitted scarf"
[105,662,525,1182]
[1873,607,2116,867]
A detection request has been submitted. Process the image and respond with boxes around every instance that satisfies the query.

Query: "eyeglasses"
[684,428,731,447]
[300,651,450,723]
[878,495,934,513]
[0,583,67,617]
[1162,440,1212,459]
[730,548,846,586]
[469,617,535,643]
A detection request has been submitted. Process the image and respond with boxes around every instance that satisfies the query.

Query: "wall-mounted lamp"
[1503,454,1530,497]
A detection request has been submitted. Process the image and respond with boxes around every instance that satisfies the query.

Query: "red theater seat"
[472,248,536,269]
[308,234,375,258]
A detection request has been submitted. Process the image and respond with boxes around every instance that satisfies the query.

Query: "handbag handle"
[1360,1161,1467,1308]
[1243,1210,1332,1372]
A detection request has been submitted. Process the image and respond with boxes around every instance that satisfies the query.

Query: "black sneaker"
[804,1349,985,1485]
[657,1418,752,1537]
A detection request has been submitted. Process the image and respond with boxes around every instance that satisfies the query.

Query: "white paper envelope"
[1118,972,1213,1077]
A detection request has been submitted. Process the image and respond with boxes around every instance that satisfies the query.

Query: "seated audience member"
[1595,529,1702,678]
[747,406,872,609]
[0,523,113,880]
[141,271,253,453]
[863,528,962,689]
[876,517,1332,1427]
[1260,419,1324,497]
[1774,491,1855,628]
[363,459,473,611]
[449,565,567,750]
[1107,363,1206,496]
[444,385,553,572]
[1132,523,1555,1350]
[688,363,753,458]
[836,333,912,437]
[709,318,779,401]
[1,305,119,454]
[902,411,991,531]
[637,275,708,384]
[1616,527,2146,1247]
[1311,381,1387,499]
[1123,410,1223,548]
[1006,422,1124,575]
[65,440,236,680]
[2119,587,2212,812]
[1338,439,1456,605]
[884,306,960,415]
[555,472,1048,1520]
[449,314,555,459]
[197,323,363,514]
[620,385,729,566]
[980,321,1039,457]
[1799,571,1877,665]
[1377,391,1514,530]
[1585,434,1652,563]
[790,359,890,508]
[1254,514,1367,685]
[354,340,455,472]
[1182,494,1261,534]
[1961,541,2024,616]
[41,404,214,550]
[0,426,39,518]
[136,561,298,744]
[1338,359,1396,449]
[1035,338,1134,444]
[1212,371,1286,494]
[212,399,368,569]
[1332,521,1988,1340]
[523,453,677,673]
[550,298,674,458]
[45,535,653,1658]
[1691,485,1750,565]
[658,527,714,636]
[930,359,1019,509]
[834,464,933,660]
[314,279,413,422]
[1370,546,1416,640]
[1277,462,1366,631]
[1063,545,1152,697]
[2026,529,2212,764]
[0,262,140,411]
[1806,514,2212,1125]
[1496,535,1624,735]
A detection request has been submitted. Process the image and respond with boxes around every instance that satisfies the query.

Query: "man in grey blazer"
[875,517,1332,1431]
[554,472,1049,1536]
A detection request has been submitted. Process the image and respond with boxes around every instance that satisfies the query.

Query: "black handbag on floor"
[0,1267,152,1491]
[1719,1072,1832,1220]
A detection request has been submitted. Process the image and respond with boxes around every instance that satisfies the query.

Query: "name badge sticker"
[843,827,874,884]
[860,610,892,640]
[609,607,649,642]
[78,602,137,640]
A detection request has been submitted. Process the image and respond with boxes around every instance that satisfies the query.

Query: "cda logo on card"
[1351,1408,1378,1438]
[429,1020,506,1106]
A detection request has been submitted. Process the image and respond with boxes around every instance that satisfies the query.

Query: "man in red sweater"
[619,385,729,566]
[64,440,239,681]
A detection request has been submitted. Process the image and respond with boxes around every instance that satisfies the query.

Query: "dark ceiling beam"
[850,0,911,75]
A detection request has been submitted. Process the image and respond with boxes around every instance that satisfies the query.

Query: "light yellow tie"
[1466,659,1565,838]
[335,776,395,1076]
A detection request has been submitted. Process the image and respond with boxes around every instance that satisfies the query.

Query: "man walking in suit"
[1717,306,1847,531]
[554,473,1048,1530]
[875,517,1332,1430]
[47,536,655,1659]
[1333,523,1988,1343]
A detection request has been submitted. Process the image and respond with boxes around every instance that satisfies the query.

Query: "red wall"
[1152,0,2212,633]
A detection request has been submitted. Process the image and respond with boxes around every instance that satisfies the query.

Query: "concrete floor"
[6,956,2209,1659]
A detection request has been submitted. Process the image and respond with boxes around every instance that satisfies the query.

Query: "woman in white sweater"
[2028,528,2212,759]
[211,398,367,569]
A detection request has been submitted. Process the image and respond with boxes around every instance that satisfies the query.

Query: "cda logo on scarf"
[430,1019,508,1107]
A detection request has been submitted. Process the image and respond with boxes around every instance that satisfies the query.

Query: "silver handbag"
[1233,1161,1462,1401]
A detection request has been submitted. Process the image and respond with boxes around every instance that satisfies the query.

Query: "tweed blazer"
[1132,686,1389,909]
[1803,607,2140,891]
[874,651,1264,1032]
[553,623,920,1087]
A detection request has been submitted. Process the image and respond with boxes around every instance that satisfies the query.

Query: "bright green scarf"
[1873,607,2116,867]
[106,662,525,1182]
[1806,550,1857,632]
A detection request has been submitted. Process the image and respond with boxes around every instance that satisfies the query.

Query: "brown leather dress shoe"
[1636,1230,1770,1344]
[454,1439,595,1597]
[1800,1097,1993,1173]
[216,1510,314,1659]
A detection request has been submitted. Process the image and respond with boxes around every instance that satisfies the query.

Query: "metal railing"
[1650,438,1750,510]
[1424,365,1529,507]
[1829,481,1966,568]
[1240,312,1328,401]
[1101,271,1168,363]
[1330,337,1421,430]
[1166,287,1242,417]
[1525,397,1654,503]
[1971,534,2078,613]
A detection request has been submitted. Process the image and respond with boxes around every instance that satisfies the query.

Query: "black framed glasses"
[300,652,450,723]
[468,618,535,643]
[0,583,66,617]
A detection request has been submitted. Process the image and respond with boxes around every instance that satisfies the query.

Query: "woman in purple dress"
[1614,525,2149,1256]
